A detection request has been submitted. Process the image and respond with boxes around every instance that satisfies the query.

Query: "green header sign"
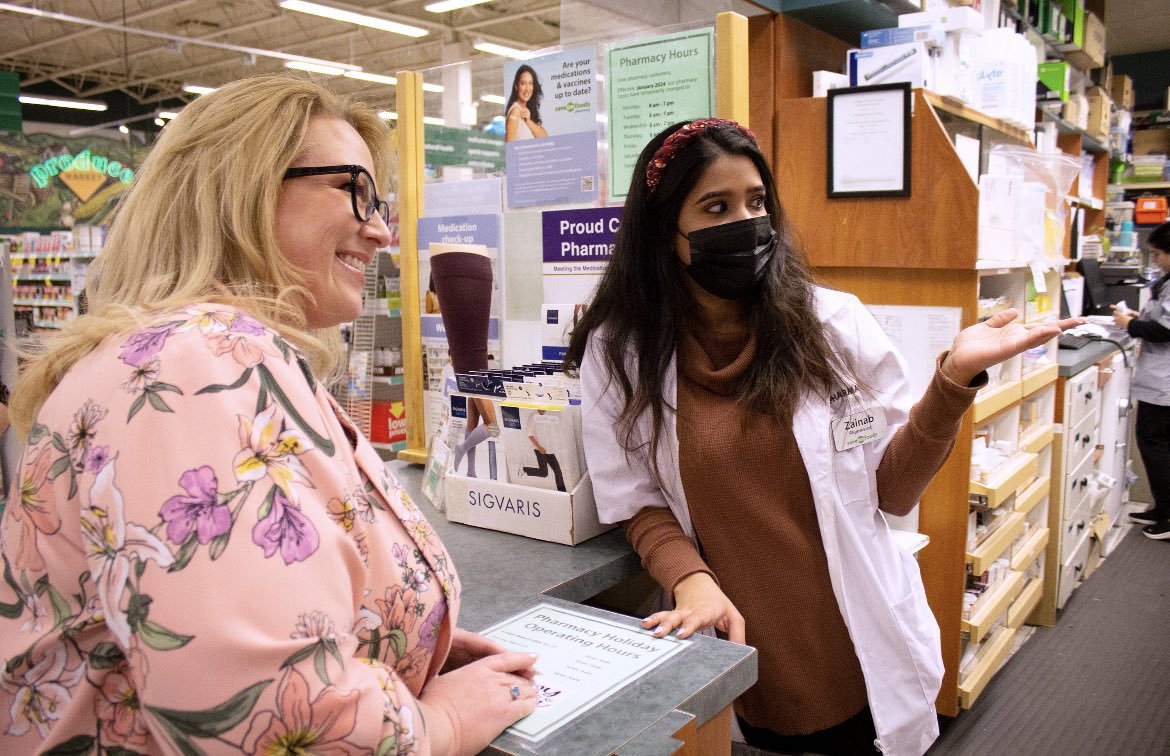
[0,71,19,133]
[606,28,714,200]
[424,124,505,174]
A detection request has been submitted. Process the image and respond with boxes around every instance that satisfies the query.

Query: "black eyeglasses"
[282,164,390,225]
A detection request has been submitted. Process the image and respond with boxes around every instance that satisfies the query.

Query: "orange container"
[1135,196,1168,225]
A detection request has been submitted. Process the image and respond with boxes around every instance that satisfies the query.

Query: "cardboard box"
[1065,11,1105,70]
[443,472,614,545]
[1063,94,1084,128]
[1133,128,1170,157]
[1109,74,1135,111]
[1086,91,1111,140]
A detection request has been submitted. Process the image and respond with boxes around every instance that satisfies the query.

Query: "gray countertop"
[1057,332,1132,377]
[387,461,757,755]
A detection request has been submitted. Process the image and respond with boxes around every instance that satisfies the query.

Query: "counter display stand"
[774,90,1060,716]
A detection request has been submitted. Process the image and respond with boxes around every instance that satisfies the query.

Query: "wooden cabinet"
[775,91,1058,716]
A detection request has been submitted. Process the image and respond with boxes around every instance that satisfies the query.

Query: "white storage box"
[443,472,614,545]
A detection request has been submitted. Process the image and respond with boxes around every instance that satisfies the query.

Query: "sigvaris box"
[443,473,613,545]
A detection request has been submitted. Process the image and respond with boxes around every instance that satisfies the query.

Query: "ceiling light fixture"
[378,111,398,120]
[154,118,165,127]
[158,111,179,120]
[473,41,532,60]
[285,61,347,76]
[118,125,130,134]
[0,2,360,72]
[182,84,217,95]
[479,94,506,105]
[422,116,446,126]
[19,95,108,111]
[345,71,397,85]
[278,0,428,38]
[424,0,493,12]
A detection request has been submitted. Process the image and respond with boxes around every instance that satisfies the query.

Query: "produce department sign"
[0,132,145,229]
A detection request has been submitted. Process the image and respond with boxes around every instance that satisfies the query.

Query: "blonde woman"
[0,76,537,755]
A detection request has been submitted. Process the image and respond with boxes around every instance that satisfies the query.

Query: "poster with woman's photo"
[503,47,600,209]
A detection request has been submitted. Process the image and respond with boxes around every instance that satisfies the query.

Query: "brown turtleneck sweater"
[624,327,980,735]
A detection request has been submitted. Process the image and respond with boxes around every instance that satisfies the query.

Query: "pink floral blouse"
[0,304,460,755]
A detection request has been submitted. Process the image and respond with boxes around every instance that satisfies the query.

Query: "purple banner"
[541,207,623,264]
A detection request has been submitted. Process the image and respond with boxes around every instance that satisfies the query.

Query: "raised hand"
[941,308,1083,386]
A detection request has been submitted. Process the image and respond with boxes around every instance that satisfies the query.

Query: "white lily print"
[233,402,315,500]
[1,644,84,737]
[80,460,175,646]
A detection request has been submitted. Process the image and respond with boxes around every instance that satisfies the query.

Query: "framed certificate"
[827,82,912,198]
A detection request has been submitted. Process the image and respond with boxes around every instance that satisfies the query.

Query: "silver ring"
[510,685,521,700]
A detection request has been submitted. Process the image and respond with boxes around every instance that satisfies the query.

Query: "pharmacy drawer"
[1057,530,1091,610]
[1063,409,1098,473]
[1062,366,1098,428]
[1061,451,1095,534]
[1060,492,1093,564]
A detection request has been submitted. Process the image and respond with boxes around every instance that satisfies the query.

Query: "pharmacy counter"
[387,461,757,756]
[1057,332,1131,377]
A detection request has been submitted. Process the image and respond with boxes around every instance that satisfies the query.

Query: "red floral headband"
[644,118,758,193]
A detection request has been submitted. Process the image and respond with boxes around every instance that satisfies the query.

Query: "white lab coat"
[581,287,943,756]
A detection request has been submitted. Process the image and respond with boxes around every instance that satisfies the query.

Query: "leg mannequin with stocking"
[431,244,496,477]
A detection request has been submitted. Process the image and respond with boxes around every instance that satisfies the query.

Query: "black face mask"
[684,215,777,300]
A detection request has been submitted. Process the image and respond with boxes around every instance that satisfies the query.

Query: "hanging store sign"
[29,149,135,201]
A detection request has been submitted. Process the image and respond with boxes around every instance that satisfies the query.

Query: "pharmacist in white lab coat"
[565,119,1080,755]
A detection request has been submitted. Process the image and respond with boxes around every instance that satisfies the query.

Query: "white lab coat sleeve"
[580,332,671,524]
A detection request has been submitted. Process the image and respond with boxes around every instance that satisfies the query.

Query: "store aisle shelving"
[930,523,1170,755]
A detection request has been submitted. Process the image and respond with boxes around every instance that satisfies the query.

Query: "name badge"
[831,408,888,452]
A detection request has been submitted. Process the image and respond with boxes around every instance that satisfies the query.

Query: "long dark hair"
[565,120,850,467]
[504,65,543,125]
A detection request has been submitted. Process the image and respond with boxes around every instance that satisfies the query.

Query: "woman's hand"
[942,308,1083,386]
[640,572,745,643]
[442,628,536,680]
[1111,304,1136,330]
[507,103,529,121]
[420,651,540,756]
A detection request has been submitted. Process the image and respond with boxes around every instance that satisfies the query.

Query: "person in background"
[566,118,1079,756]
[504,65,549,142]
[1113,221,1170,540]
[0,75,537,755]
